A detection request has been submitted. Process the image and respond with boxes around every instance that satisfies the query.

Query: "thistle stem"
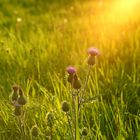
[66,112,74,140]
[78,65,91,112]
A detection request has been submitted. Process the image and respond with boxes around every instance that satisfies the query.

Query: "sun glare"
[91,0,140,40]
[111,0,140,22]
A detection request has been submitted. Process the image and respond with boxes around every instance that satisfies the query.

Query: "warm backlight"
[93,0,140,40]
[111,0,140,23]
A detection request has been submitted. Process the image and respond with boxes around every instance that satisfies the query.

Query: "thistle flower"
[66,66,81,89]
[88,47,99,56]
[61,100,70,113]
[66,66,76,75]
[87,47,100,65]
[31,125,39,137]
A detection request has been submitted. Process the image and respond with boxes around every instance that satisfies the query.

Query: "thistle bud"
[67,74,74,83]
[87,55,95,66]
[19,88,24,96]
[11,92,18,101]
[14,105,21,116]
[31,125,39,137]
[61,100,70,113]
[17,96,27,105]
[82,127,88,136]
[12,85,20,92]
[72,75,81,89]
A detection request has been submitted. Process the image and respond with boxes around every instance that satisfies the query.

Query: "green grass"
[0,0,140,139]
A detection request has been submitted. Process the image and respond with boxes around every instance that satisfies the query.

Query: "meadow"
[0,0,140,139]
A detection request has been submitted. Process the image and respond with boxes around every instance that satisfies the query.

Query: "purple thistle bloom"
[88,47,100,56]
[66,66,77,74]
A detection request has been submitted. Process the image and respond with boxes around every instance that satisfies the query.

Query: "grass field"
[0,0,140,139]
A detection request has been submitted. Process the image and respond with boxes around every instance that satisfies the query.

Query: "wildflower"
[62,101,70,113]
[66,66,81,89]
[88,47,99,56]
[87,47,100,65]
[66,66,76,75]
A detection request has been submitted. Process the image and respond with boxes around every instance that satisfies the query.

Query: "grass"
[0,0,140,139]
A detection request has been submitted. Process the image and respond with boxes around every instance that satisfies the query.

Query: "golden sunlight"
[111,0,140,23]
[91,0,140,40]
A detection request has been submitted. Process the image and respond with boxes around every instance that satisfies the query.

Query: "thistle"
[11,92,18,101]
[72,74,81,90]
[87,47,100,66]
[17,89,27,105]
[82,127,88,136]
[11,85,20,102]
[14,104,22,116]
[31,125,39,137]
[64,47,100,140]
[66,66,81,89]
[62,100,70,113]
